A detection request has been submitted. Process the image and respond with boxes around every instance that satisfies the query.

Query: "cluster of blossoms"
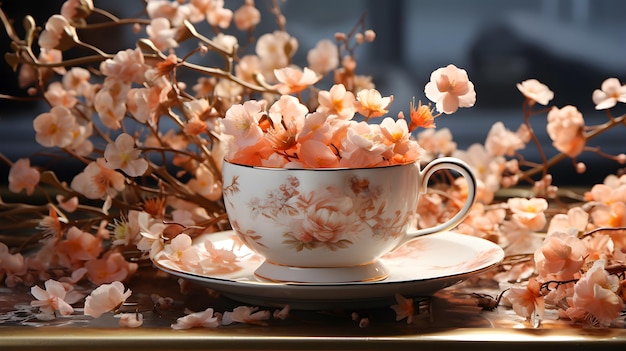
[2,0,626,329]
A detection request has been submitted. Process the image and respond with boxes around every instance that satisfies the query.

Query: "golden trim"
[1,327,626,351]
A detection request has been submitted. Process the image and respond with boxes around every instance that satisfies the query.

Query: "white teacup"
[222,157,476,283]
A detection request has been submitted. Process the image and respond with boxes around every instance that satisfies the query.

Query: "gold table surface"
[1,265,625,351]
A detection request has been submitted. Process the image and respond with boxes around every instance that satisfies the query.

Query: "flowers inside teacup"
[222,158,476,283]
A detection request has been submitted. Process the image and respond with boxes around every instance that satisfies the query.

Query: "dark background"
[1,0,625,186]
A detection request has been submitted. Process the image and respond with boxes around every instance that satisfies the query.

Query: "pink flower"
[339,122,391,168]
[30,279,75,317]
[171,307,219,329]
[0,242,27,287]
[61,0,94,21]
[84,252,138,285]
[44,82,78,108]
[256,31,298,74]
[485,122,526,157]
[33,106,77,148]
[416,128,456,161]
[99,48,146,84]
[83,281,132,318]
[94,77,130,130]
[104,133,149,177]
[516,79,554,106]
[572,260,624,326]
[8,158,40,195]
[233,1,261,31]
[307,39,339,75]
[222,306,270,326]
[534,231,587,280]
[146,17,178,51]
[273,66,321,95]
[546,105,586,158]
[390,293,414,324]
[317,84,356,120]
[507,197,548,231]
[159,234,200,271]
[354,88,393,119]
[71,158,126,200]
[547,207,589,235]
[424,64,476,114]
[506,278,544,322]
[592,78,626,110]
[56,226,102,268]
[187,164,222,201]
[298,139,340,168]
[38,14,75,50]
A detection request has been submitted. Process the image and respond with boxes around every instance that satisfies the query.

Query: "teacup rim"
[223,159,415,171]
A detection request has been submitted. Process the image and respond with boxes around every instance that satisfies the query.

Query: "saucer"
[153,230,504,310]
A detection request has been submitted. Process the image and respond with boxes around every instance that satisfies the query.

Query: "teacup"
[222,157,476,283]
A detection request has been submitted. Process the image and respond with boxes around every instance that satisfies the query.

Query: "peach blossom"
[256,30,298,74]
[233,1,261,31]
[171,307,219,329]
[516,79,554,106]
[273,66,321,95]
[99,48,146,84]
[44,81,77,108]
[298,139,340,168]
[547,207,589,235]
[222,306,270,326]
[416,128,457,161]
[307,39,339,75]
[187,164,222,201]
[316,84,356,120]
[221,100,266,148]
[70,158,126,200]
[204,0,233,29]
[424,64,476,114]
[38,14,75,50]
[56,226,102,267]
[159,234,200,271]
[339,122,391,168]
[546,105,586,158]
[594,200,626,226]
[60,0,93,21]
[30,279,75,316]
[507,197,548,231]
[592,78,626,110]
[83,281,132,318]
[146,17,178,51]
[506,278,544,321]
[0,242,28,287]
[354,88,393,119]
[94,77,130,130]
[104,133,149,177]
[84,252,138,285]
[235,55,262,84]
[147,0,186,26]
[8,158,40,195]
[485,122,526,157]
[534,231,587,280]
[572,260,624,326]
[33,105,76,148]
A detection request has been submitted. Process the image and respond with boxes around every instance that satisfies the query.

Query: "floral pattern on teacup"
[224,174,414,252]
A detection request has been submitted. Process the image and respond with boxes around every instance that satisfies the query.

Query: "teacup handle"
[404,157,476,240]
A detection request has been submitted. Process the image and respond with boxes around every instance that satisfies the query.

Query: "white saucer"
[153,230,504,310]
